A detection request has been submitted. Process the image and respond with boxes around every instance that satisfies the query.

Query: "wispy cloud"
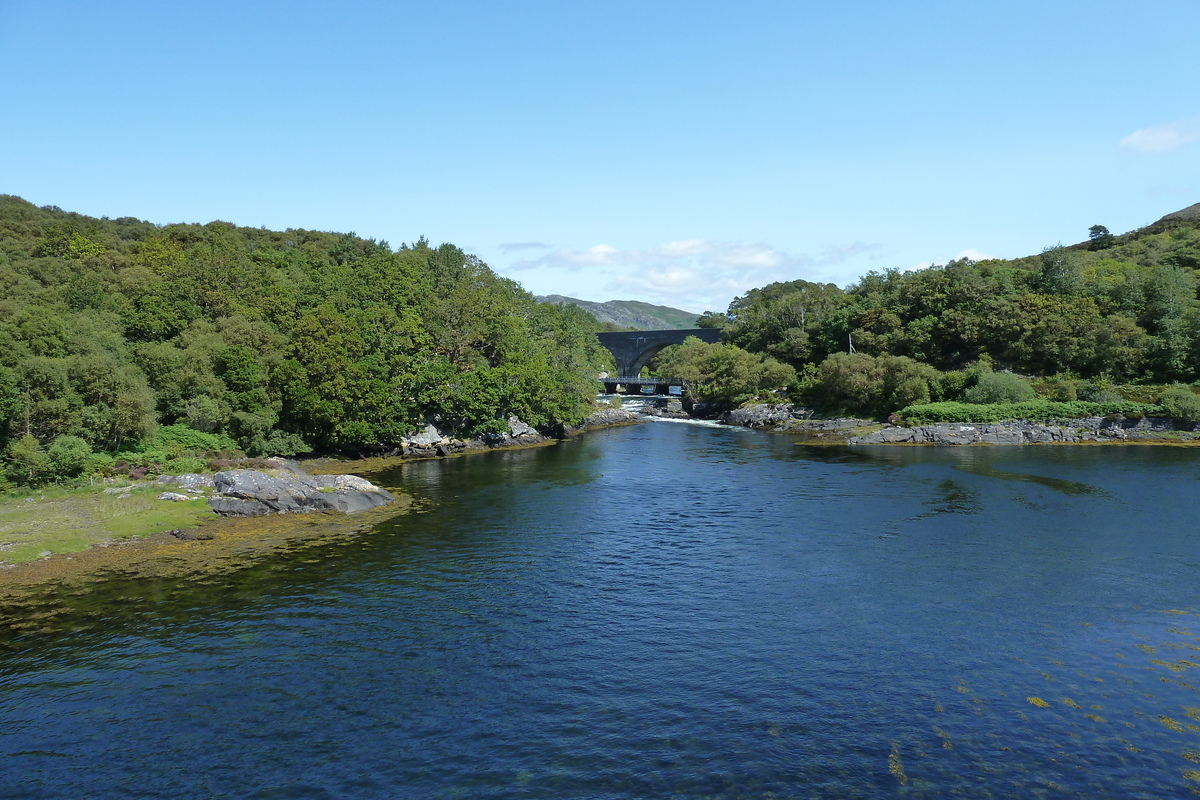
[507,238,880,311]
[1120,114,1200,153]
[498,241,552,253]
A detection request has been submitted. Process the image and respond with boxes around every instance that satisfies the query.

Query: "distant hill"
[536,295,701,330]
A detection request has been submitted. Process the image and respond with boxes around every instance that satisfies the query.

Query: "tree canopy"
[0,196,609,484]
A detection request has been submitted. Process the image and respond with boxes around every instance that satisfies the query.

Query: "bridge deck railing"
[602,376,686,385]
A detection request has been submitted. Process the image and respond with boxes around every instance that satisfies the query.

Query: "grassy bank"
[0,481,216,566]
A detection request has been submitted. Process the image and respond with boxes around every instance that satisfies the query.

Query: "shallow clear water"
[3,423,1200,798]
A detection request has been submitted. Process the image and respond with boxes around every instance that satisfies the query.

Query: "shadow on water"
[916,478,983,518]
[795,443,1112,496]
[0,440,605,663]
[0,515,409,662]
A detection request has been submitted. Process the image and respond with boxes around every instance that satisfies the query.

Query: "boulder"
[555,407,639,436]
[507,416,536,438]
[207,468,394,517]
[405,424,447,447]
[721,403,812,429]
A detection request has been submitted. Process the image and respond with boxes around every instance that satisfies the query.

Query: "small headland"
[0,406,639,591]
[713,403,1200,446]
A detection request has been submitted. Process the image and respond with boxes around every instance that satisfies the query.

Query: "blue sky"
[2,1,1198,314]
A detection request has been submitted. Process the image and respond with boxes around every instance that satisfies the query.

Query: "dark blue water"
[3,422,1200,798]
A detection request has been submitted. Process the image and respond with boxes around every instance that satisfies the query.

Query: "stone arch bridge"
[594,328,720,393]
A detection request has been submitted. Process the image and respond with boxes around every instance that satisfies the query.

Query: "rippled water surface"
[4,423,1200,798]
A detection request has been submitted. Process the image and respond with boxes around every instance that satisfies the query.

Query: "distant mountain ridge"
[536,295,701,330]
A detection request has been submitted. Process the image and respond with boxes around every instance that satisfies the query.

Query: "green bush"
[153,424,240,454]
[4,434,48,485]
[654,337,795,409]
[1037,374,1079,402]
[258,430,312,457]
[962,372,1035,404]
[165,456,208,474]
[1157,387,1200,421]
[931,371,968,402]
[806,352,939,417]
[1077,383,1124,403]
[899,400,1161,424]
[46,435,92,478]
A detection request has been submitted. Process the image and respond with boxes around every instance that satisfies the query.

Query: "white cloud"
[506,238,880,311]
[954,248,997,262]
[1120,114,1200,153]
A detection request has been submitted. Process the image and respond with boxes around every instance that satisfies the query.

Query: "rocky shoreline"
[850,416,1200,445]
[711,403,1200,445]
[356,408,640,459]
[0,406,641,579]
[182,407,641,517]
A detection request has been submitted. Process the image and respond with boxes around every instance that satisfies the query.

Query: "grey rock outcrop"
[391,416,546,457]
[208,468,394,517]
[719,404,876,441]
[555,407,639,436]
[481,416,547,447]
[721,403,814,429]
[851,416,1199,446]
[157,473,215,489]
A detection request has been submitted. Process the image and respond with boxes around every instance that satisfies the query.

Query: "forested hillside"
[0,196,608,485]
[664,204,1200,417]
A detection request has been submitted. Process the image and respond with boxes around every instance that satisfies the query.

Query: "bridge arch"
[594,328,721,378]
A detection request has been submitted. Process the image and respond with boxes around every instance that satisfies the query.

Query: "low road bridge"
[599,375,686,395]
[594,328,721,379]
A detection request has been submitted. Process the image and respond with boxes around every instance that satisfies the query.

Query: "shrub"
[1037,375,1079,402]
[1077,383,1124,403]
[258,430,312,457]
[963,371,1035,404]
[165,456,208,474]
[1158,387,1200,421]
[4,434,48,485]
[654,337,795,409]
[155,423,239,453]
[807,353,939,417]
[931,371,968,402]
[46,435,92,478]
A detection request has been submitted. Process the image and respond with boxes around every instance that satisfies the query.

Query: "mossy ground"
[0,483,216,566]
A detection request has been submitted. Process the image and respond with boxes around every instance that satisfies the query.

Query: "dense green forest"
[658,204,1200,417]
[0,196,609,486]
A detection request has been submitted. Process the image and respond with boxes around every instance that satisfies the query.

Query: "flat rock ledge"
[720,404,876,441]
[555,407,640,436]
[368,415,550,459]
[851,416,1200,446]
[208,468,394,517]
